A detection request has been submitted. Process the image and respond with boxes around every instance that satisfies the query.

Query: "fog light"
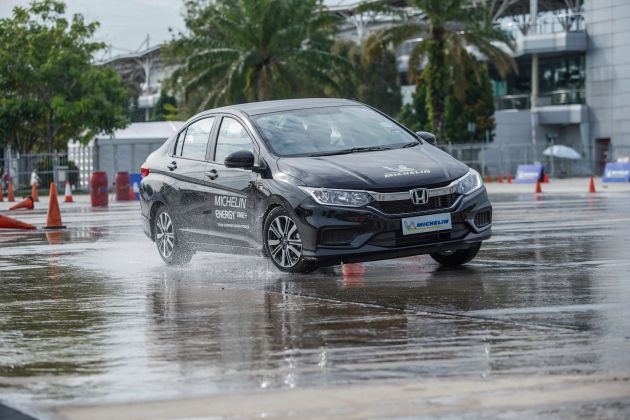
[474,210,492,228]
[320,228,358,245]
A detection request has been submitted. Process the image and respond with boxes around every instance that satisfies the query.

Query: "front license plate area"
[402,213,452,236]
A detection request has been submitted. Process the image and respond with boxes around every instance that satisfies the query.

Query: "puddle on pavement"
[1,193,629,414]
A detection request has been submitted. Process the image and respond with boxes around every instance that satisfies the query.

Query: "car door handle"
[205,169,218,180]
[167,161,177,171]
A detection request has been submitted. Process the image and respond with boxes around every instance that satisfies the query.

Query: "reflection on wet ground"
[1,194,630,417]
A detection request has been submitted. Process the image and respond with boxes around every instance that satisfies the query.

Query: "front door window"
[214,117,254,164]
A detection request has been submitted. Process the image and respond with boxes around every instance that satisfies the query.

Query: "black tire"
[430,242,482,267]
[154,206,194,265]
[263,206,317,273]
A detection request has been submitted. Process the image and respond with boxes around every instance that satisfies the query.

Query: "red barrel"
[90,171,109,207]
[114,171,131,201]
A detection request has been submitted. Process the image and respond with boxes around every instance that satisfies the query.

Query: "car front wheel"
[429,242,482,267]
[155,206,194,265]
[264,207,317,273]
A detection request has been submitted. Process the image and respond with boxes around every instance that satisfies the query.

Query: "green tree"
[364,0,514,139]
[329,39,401,116]
[0,0,128,153]
[165,0,349,114]
[444,54,495,142]
[151,91,178,121]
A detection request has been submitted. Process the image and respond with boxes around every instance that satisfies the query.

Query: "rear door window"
[180,117,215,160]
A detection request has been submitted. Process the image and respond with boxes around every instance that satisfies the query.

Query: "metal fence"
[0,151,89,194]
[438,142,594,178]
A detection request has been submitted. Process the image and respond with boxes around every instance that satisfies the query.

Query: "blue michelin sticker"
[402,212,452,236]
[515,163,543,184]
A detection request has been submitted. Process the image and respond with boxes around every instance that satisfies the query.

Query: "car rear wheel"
[264,207,317,273]
[155,206,194,265]
[430,242,482,267]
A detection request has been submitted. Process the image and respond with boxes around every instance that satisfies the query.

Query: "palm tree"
[165,0,348,113]
[364,0,515,138]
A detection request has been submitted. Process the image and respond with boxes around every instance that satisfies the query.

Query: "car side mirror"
[416,131,437,145]
[224,150,255,169]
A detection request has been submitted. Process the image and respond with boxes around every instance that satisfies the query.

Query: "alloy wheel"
[156,211,175,259]
[267,215,303,268]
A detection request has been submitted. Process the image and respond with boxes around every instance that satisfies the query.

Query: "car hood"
[277,145,469,190]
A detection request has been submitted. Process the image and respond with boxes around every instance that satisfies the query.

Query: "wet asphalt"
[1,190,630,418]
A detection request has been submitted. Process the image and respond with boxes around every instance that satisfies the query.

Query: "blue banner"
[130,172,142,199]
[603,162,630,182]
[515,164,544,184]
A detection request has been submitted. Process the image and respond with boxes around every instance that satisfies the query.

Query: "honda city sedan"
[140,98,492,273]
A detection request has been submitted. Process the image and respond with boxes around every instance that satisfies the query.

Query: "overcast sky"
[0,0,186,56]
[0,0,354,57]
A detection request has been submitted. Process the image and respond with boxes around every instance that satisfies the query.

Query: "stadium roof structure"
[326,0,582,20]
[97,45,162,67]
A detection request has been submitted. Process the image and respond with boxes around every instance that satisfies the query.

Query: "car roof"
[199,98,361,117]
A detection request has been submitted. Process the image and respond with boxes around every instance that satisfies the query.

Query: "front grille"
[370,193,457,215]
[474,209,492,228]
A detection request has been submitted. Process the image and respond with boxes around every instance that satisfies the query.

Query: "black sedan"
[139,98,492,273]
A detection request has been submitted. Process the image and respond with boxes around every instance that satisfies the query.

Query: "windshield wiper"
[309,146,391,157]
[402,141,420,148]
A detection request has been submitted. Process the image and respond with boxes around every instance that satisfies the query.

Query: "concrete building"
[488,0,630,176]
[333,0,630,176]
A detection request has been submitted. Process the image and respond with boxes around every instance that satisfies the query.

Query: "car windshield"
[252,105,418,157]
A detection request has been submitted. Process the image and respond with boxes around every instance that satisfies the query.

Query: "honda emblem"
[410,188,428,205]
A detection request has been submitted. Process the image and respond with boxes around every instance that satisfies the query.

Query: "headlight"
[298,187,373,207]
[455,169,483,195]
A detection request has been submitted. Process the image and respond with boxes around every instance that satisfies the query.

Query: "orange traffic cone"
[535,180,542,193]
[44,182,65,229]
[543,173,549,183]
[8,182,15,202]
[485,175,492,183]
[498,175,503,184]
[9,196,34,211]
[507,174,512,184]
[64,181,74,203]
[0,183,3,202]
[0,213,36,230]
[31,183,39,202]
[588,176,596,193]
[129,183,135,201]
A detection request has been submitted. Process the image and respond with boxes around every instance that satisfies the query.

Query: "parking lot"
[1,180,630,419]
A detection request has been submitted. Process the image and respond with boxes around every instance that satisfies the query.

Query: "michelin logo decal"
[383,165,430,178]
[402,213,452,235]
[214,195,249,227]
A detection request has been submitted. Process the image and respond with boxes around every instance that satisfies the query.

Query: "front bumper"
[294,187,492,266]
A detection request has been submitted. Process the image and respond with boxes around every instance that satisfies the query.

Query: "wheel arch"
[261,195,297,236]
[149,200,165,241]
